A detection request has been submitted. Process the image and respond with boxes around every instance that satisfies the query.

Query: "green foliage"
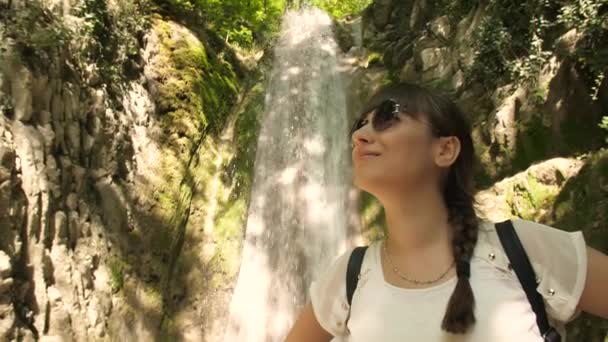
[465,16,511,89]
[155,0,286,48]
[76,0,151,93]
[465,0,555,89]
[2,1,71,66]
[557,0,608,100]
[4,0,152,95]
[558,0,607,28]
[508,28,552,86]
[310,0,372,19]
[464,0,607,96]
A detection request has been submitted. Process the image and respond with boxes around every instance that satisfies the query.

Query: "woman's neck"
[380,186,452,258]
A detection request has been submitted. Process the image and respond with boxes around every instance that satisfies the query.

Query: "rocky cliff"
[0,0,270,340]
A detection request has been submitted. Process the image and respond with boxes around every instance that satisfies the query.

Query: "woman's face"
[351,108,439,195]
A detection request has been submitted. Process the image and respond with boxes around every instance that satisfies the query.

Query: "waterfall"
[224,7,352,342]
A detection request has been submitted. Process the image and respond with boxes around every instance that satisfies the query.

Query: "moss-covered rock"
[153,19,239,145]
[476,157,584,223]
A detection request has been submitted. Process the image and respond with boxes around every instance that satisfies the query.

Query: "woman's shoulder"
[476,218,587,322]
[476,218,585,258]
[308,244,372,337]
[475,218,586,273]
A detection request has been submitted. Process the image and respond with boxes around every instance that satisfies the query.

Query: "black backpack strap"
[346,246,368,306]
[495,220,561,342]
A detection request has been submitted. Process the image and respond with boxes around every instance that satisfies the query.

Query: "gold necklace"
[382,240,455,285]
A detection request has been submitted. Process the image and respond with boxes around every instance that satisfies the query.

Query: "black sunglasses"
[350,98,403,136]
[349,98,442,138]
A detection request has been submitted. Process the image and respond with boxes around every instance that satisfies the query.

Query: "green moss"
[157,190,178,215]
[154,19,240,143]
[230,82,264,197]
[148,20,245,306]
[505,173,559,221]
[214,198,247,241]
[527,174,558,211]
[109,256,128,293]
[200,79,266,291]
[509,182,536,220]
[155,21,206,141]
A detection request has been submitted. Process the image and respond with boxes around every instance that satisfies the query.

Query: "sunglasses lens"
[350,99,400,136]
[373,99,399,131]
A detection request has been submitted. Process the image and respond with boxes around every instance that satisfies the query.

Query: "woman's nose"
[352,126,373,147]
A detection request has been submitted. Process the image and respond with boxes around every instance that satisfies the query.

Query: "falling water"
[224,7,351,342]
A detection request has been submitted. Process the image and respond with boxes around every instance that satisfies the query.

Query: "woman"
[286,82,608,341]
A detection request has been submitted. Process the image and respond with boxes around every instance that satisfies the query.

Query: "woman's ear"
[433,136,461,168]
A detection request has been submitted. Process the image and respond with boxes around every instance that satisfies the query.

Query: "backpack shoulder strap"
[346,246,368,306]
[495,220,561,342]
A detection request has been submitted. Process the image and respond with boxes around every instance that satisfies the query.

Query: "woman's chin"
[353,176,382,194]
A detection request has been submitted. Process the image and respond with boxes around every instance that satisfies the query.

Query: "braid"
[440,165,479,334]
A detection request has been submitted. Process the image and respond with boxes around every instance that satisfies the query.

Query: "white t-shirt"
[309,219,588,342]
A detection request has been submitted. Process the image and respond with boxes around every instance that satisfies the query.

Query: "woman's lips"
[354,149,381,160]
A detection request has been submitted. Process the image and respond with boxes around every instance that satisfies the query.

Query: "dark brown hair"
[357,82,479,334]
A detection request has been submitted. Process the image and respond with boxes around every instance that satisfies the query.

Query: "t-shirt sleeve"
[309,247,354,337]
[511,218,588,322]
